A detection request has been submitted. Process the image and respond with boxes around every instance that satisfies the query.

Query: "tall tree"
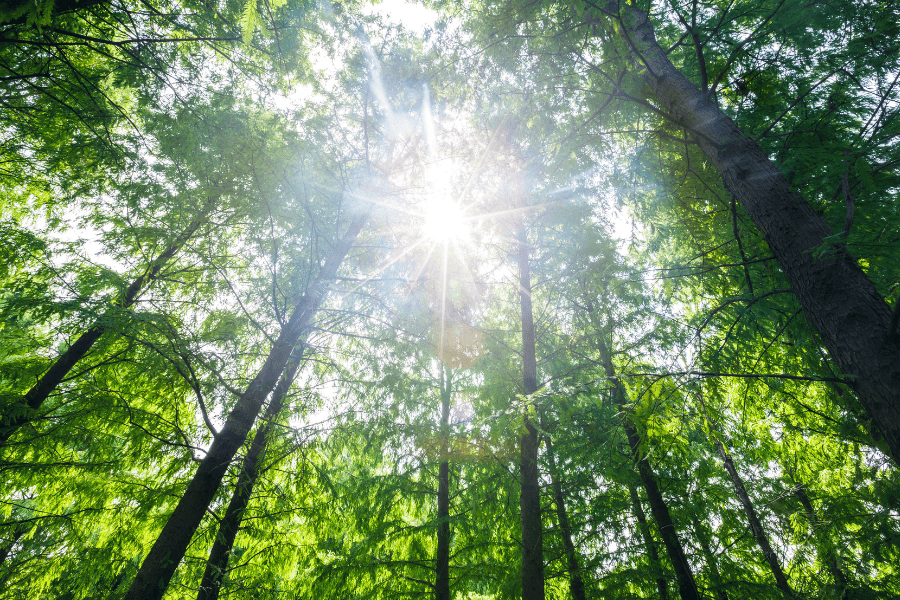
[591,0,900,462]
[628,482,669,600]
[590,310,702,600]
[0,197,216,448]
[196,352,304,600]
[700,398,795,597]
[515,217,545,600]
[435,364,452,600]
[123,211,368,600]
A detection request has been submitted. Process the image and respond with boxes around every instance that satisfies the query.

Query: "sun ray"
[337,236,429,302]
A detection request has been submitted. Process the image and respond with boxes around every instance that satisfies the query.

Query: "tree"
[592,0,900,463]
[3,0,900,598]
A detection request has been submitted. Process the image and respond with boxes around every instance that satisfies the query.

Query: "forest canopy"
[0,0,898,598]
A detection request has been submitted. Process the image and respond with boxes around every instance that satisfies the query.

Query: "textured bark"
[628,482,669,600]
[196,355,301,600]
[690,512,729,600]
[794,482,849,597]
[596,336,701,600]
[0,204,212,448]
[123,214,367,600]
[517,221,544,600]
[713,440,794,597]
[606,3,900,463]
[435,365,451,600]
[545,436,586,600]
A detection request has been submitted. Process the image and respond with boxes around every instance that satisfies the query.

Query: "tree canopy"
[1,0,898,598]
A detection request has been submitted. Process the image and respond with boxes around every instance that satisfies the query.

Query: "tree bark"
[712,439,794,598]
[123,213,367,600]
[435,365,451,600]
[196,354,302,600]
[595,335,701,600]
[603,2,900,463]
[628,482,669,600]
[517,220,544,600]
[544,435,586,600]
[0,202,214,448]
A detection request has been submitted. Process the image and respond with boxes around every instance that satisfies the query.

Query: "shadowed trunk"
[712,439,794,597]
[594,333,701,600]
[794,481,849,597]
[628,482,669,600]
[1,201,214,448]
[517,220,544,600]
[605,2,900,463]
[544,435,586,600]
[123,213,366,600]
[196,354,303,600]
[435,364,451,600]
[690,511,729,600]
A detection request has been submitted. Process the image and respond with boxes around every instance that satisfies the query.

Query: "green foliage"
[1,0,899,598]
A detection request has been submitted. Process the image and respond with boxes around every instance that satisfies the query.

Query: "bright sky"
[363,0,440,31]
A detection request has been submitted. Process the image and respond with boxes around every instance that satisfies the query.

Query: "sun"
[422,197,469,243]
[419,158,471,243]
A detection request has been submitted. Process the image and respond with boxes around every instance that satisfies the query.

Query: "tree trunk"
[595,335,701,600]
[605,2,900,463]
[544,435,586,600]
[196,353,302,600]
[712,439,794,598]
[123,213,367,600]
[689,511,729,600]
[628,482,669,600]
[517,220,544,600]
[435,364,451,600]
[794,482,849,597]
[0,201,214,448]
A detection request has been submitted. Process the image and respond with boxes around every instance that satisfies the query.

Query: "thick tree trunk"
[196,354,302,600]
[606,3,900,463]
[517,221,544,600]
[595,336,701,600]
[435,365,451,600]
[0,203,213,448]
[794,482,849,597]
[712,440,794,597]
[123,214,366,600]
[628,482,669,600]
[690,512,729,600]
[544,436,586,600]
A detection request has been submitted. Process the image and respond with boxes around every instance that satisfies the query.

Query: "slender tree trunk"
[516,220,544,600]
[605,2,900,463]
[123,214,367,600]
[0,201,214,448]
[794,482,849,597]
[595,335,701,600]
[435,365,451,600]
[196,354,302,600]
[544,435,586,600]
[711,439,794,597]
[628,482,669,600]
[689,512,729,600]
